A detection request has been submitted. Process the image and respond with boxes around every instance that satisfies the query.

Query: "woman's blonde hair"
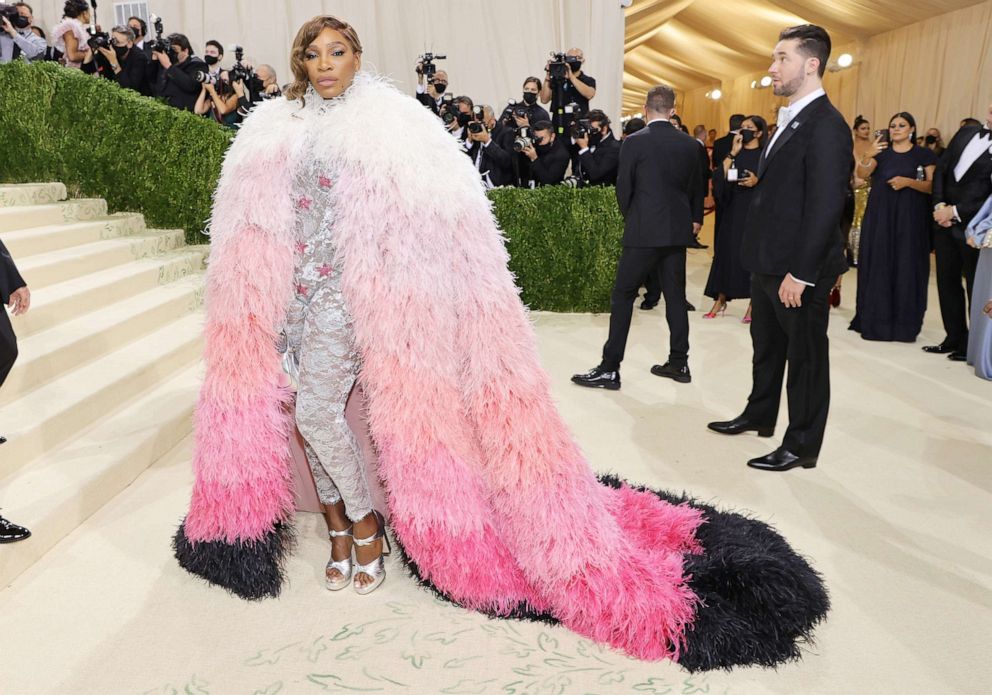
[284,15,363,102]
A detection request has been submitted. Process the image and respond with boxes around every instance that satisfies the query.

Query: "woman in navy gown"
[850,112,937,342]
[703,115,766,322]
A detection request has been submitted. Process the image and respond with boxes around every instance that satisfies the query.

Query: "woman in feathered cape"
[174,15,829,671]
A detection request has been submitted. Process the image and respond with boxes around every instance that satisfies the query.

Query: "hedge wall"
[0,61,621,312]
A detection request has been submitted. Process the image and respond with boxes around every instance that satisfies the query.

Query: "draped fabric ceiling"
[623,0,986,114]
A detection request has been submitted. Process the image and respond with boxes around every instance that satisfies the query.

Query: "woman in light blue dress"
[966,189,992,380]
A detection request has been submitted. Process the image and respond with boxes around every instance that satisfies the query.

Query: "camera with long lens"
[147,14,171,55]
[0,3,30,30]
[193,70,217,85]
[441,110,456,126]
[467,122,485,134]
[229,45,254,84]
[418,51,446,79]
[548,51,568,81]
[513,127,534,153]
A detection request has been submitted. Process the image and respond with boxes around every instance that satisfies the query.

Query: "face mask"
[536,137,552,153]
[924,134,937,145]
[589,130,603,147]
[522,92,538,105]
[740,129,756,144]
[457,112,472,127]
[432,82,447,93]
[168,49,179,63]
[204,55,219,66]
[114,45,129,59]
[566,57,582,70]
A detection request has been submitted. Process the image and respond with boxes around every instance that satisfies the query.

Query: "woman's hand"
[232,79,245,97]
[867,134,888,158]
[730,132,743,157]
[984,299,992,318]
[738,170,759,188]
[888,176,913,191]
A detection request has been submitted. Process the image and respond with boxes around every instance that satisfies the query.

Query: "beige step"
[0,274,204,407]
[0,199,107,233]
[0,363,203,589]
[0,183,67,208]
[1,214,147,258]
[16,230,187,289]
[12,246,208,339]
[0,312,204,480]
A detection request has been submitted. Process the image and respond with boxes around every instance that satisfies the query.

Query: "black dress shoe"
[707,416,774,437]
[747,448,817,472]
[688,238,708,249]
[686,301,696,312]
[922,343,954,354]
[650,362,691,383]
[571,367,621,390]
[0,515,31,543]
[948,351,967,362]
[640,299,658,310]
[0,435,5,444]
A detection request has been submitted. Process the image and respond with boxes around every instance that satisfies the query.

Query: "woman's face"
[855,122,871,139]
[889,117,913,143]
[304,27,361,100]
[741,118,761,144]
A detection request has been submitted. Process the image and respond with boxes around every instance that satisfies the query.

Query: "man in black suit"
[465,106,513,188]
[152,34,208,112]
[572,85,703,389]
[520,120,570,187]
[926,102,992,360]
[574,109,620,186]
[1,238,29,446]
[415,63,449,115]
[707,25,851,472]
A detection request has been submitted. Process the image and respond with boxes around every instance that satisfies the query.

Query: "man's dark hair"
[167,33,192,53]
[623,117,646,136]
[452,95,474,110]
[128,16,147,37]
[645,85,675,113]
[779,24,831,78]
[532,120,554,134]
[205,39,224,56]
[14,2,33,13]
[729,113,746,130]
[523,76,542,91]
[587,109,610,128]
[961,117,982,128]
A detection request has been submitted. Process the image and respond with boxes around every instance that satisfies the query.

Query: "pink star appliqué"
[297,196,312,210]
[295,241,308,254]
[295,283,309,297]
[318,175,333,189]
[317,263,333,277]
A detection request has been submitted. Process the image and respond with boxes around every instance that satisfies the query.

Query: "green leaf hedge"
[0,61,621,311]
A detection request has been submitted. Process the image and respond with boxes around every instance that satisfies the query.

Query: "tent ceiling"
[623,0,984,111]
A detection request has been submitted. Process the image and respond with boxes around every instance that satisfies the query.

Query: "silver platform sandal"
[325,525,354,591]
[352,510,392,596]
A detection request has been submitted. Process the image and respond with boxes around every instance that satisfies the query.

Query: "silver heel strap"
[328,526,353,539]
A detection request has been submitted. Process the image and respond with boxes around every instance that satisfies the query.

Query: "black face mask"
[457,111,472,128]
[522,91,538,105]
[589,130,603,147]
[204,55,219,66]
[924,134,937,145]
[536,137,552,153]
[432,82,447,94]
[114,45,129,60]
[740,129,757,144]
[566,58,582,71]
[168,49,179,63]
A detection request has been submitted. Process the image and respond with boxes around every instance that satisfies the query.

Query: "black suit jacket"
[155,55,208,112]
[1,239,26,306]
[416,91,442,115]
[932,125,992,240]
[711,132,735,170]
[530,137,570,186]
[466,138,513,188]
[741,95,852,282]
[695,140,711,200]
[615,120,703,248]
[577,133,620,186]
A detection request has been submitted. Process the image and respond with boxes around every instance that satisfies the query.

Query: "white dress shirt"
[953,128,992,182]
[766,88,826,151]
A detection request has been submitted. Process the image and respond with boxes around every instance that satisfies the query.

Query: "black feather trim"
[392,475,829,671]
[172,518,296,600]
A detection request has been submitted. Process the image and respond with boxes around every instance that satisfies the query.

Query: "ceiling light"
[837,53,853,68]
[710,89,722,100]
[760,75,772,87]
[751,80,757,89]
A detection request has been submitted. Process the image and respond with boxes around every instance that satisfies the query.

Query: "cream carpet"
[1,241,990,695]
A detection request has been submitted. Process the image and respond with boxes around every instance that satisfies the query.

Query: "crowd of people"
[0,1,282,127]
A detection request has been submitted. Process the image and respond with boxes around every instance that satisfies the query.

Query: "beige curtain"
[33,0,626,122]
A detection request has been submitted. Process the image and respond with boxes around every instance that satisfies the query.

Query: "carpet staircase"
[0,183,207,588]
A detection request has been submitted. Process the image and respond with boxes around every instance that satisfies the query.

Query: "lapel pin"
[791,121,800,130]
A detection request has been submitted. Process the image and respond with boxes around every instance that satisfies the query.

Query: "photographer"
[574,109,620,186]
[505,77,551,127]
[521,120,569,187]
[444,95,474,142]
[81,25,151,95]
[233,63,281,121]
[127,16,150,56]
[195,68,238,126]
[1,2,45,63]
[465,105,513,189]
[203,39,224,80]
[152,33,207,112]
[540,48,596,130]
[415,58,448,115]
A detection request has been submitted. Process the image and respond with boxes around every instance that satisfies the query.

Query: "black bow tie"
[980,126,992,139]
